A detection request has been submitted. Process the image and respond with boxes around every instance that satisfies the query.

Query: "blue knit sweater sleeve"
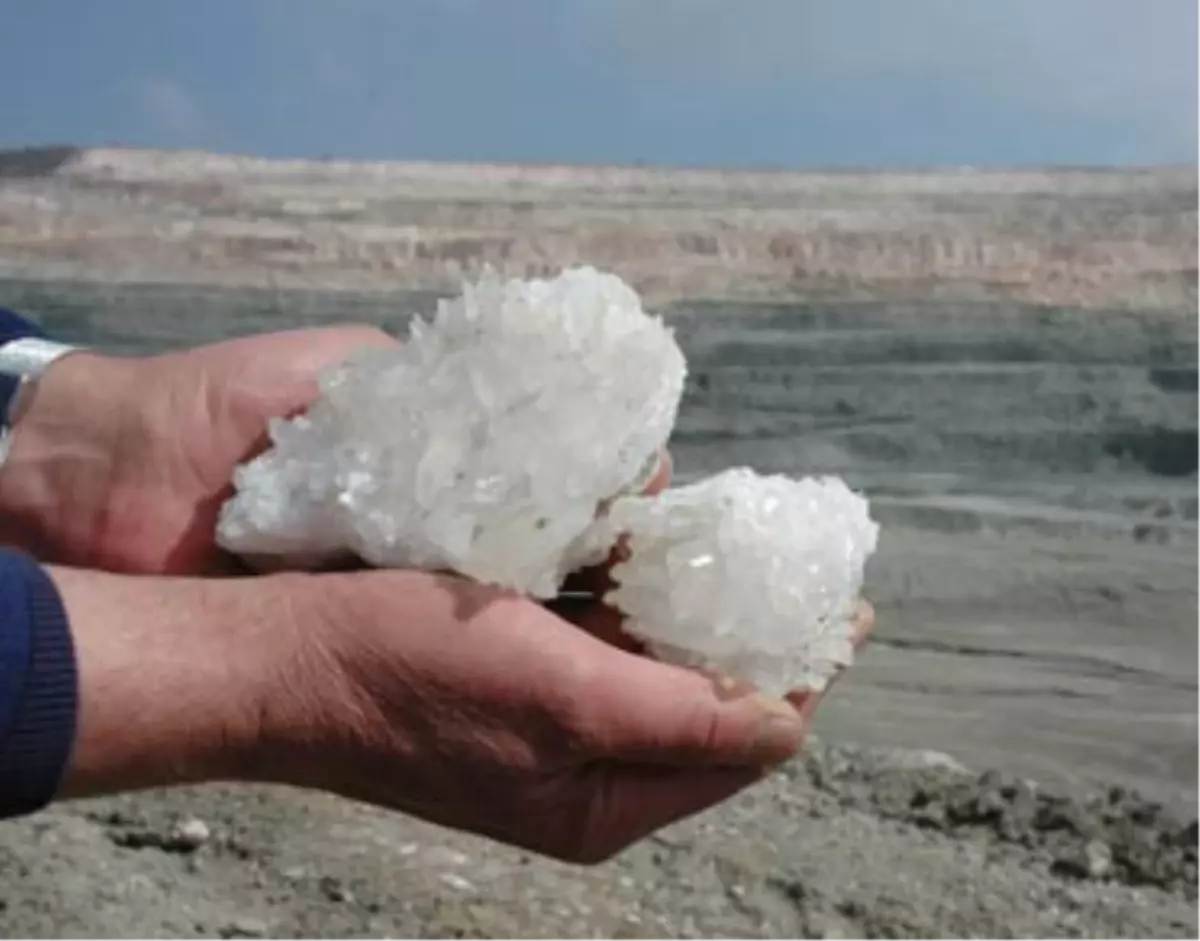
[0,307,79,817]
[0,549,76,817]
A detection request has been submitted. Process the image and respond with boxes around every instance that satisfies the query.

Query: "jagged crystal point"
[216,266,687,597]
[603,468,879,695]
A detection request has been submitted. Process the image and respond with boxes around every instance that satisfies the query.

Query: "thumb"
[216,325,398,428]
[230,325,396,377]
[580,643,809,769]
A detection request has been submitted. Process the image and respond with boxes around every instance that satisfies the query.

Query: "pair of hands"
[0,326,874,863]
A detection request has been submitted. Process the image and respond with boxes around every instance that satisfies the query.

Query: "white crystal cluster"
[217,267,686,597]
[603,470,879,694]
[217,266,880,693]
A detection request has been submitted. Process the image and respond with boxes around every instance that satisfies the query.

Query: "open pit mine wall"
[0,147,1195,310]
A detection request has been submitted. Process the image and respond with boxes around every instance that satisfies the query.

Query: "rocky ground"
[2,741,1195,938]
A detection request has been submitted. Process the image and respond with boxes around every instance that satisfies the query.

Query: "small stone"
[1036,796,1092,835]
[1053,839,1113,880]
[440,872,474,892]
[975,786,1008,821]
[169,817,211,851]
[219,917,269,939]
[805,909,858,939]
[911,802,949,830]
[879,749,970,775]
[1082,840,1114,878]
[319,875,354,903]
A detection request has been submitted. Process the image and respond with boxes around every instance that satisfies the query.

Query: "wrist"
[0,352,137,561]
[235,570,390,790]
[49,566,303,797]
[236,569,436,795]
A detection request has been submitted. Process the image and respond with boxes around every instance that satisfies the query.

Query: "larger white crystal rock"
[603,468,879,695]
[216,267,686,597]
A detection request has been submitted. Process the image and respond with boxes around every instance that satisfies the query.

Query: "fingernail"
[712,672,748,700]
[750,702,806,765]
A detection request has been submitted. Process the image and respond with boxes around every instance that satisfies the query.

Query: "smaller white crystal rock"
[603,468,879,695]
[216,266,686,597]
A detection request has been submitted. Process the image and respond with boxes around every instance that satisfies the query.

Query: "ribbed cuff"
[0,549,77,818]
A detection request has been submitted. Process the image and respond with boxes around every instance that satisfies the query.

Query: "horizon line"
[1,142,1195,177]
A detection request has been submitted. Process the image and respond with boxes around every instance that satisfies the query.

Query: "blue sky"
[0,0,1195,167]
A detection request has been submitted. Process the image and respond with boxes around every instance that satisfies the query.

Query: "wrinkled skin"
[253,575,875,863]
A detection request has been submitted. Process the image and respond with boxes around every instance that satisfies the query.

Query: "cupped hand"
[0,327,394,574]
[237,572,875,863]
[54,557,873,864]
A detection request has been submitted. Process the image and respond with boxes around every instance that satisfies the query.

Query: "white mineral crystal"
[217,266,881,696]
[216,266,687,597]
[602,468,879,695]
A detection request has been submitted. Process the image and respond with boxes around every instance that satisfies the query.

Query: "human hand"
[53,561,873,863]
[0,327,393,574]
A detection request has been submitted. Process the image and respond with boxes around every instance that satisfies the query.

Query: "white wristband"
[0,337,79,377]
[0,338,80,465]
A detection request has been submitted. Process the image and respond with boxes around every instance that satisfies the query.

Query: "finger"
[786,598,877,718]
[642,449,673,496]
[221,326,399,446]
[575,642,809,769]
[563,596,756,694]
[851,598,877,643]
[604,448,674,503]
[571,762,763,863]
[234,325,397,381]
[567,599,870,765]
[562,451,673,596]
